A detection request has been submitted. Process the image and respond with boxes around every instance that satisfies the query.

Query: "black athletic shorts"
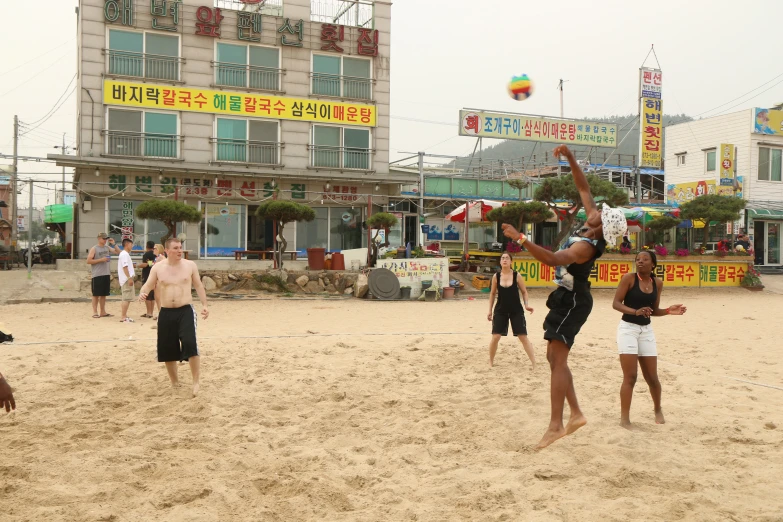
[157,304,199,362]
[543,285,593,349]
[91,275,111,297]
[492,310,527,336]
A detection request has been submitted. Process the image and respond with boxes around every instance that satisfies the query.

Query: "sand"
[0,287,782,521]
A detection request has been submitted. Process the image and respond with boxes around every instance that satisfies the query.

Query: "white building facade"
[665,108,783,266]
[53,0,412,258]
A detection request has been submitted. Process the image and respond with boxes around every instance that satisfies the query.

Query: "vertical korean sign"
[718,143,735,186]
[639,67,663,169]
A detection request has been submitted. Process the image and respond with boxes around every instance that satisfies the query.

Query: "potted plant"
[400,285,412,300]
[741,265,764,291]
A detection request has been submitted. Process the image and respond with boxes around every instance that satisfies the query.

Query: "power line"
[19,86,77,136]
[696,71,783,117]
[0,48,74,98]
[0,37,75,79]
[23,74,77,127]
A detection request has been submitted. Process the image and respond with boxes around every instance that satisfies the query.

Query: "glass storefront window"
[469,222,495,248]
[296,207,328,254]
[108,199,172,251]
[200,203,246,257]
[330,207,363,251]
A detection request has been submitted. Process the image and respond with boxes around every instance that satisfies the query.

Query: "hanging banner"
[104,79,376,127]
[718,143,735,185]
[458,110,618,148]
[753,108,783,135]
[638,67,663,169]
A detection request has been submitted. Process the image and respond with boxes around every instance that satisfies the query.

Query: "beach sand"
[0,287,781,521]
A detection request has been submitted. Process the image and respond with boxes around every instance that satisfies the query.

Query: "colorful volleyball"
[508,74,533,101]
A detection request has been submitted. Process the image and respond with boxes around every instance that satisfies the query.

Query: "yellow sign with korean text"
[511,258,709,288]
[718,143,735,182]
[103,79,376,127]
[459,110,618,148]
[640,98,663,168]
[699,263,746,287]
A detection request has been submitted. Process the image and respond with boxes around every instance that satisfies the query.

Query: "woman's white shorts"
[617,321,657,356]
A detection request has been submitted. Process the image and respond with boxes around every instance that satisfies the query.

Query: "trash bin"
[331,252,345,270]
[306,248,326,270]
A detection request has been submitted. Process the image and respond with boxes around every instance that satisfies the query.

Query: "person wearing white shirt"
[118,239,136,323]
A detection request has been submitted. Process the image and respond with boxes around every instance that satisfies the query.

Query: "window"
[296,207,328,252]
[311,126,371,170]
[758,147,782,182]
[706,150,716,172]
[215,43,280,90]
[330,207,363,250]
[676,153,686,166]
[107,108,178,158]
[215,118,279,164]
[108,29,179,81]
[200,204,247,257]
[108,199,169,250]
[312,55,372,100]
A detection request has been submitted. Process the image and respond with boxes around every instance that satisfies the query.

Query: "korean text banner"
[753,108,783,135]
[511,258,735,287]
[639,98,662,168]
[459,111,618,148]
[640,67,662,99]
[718,143,735,185]
[667,177,743,207]
[104,80,376,127]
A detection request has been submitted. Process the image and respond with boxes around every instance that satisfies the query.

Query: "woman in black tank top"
[487,253,536,368]
[612,251,687,428]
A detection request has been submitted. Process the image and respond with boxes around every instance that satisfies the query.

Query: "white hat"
[601,204,627,245]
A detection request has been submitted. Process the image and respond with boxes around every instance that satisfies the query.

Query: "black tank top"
[495,271,523,314]
[621,275,657,325]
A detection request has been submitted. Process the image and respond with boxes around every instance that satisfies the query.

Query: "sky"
[1,0,782,208]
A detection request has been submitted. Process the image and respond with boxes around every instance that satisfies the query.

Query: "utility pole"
[54,133,70,203]
[418,151,424,247]
[27,179,33,278]
[11,115,18,251]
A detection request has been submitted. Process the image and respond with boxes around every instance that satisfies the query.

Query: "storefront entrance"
[753,220,781,265]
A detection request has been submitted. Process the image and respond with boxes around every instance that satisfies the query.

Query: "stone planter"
[742,285,764,292]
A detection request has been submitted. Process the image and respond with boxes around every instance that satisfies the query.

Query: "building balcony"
[311,73,373,101]
[213,62,284,92]
[310,0,375,28]
[309,145,372,171]
[212,138,283,166]
[104,131,181,159]
[106,50,183,82]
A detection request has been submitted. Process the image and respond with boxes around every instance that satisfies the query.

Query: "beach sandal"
[100,313,113,318]
[92,314,101,319]
[140,314,151,318]
[120,317,134,323]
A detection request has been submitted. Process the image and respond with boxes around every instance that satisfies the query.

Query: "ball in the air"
[508,74,533,100]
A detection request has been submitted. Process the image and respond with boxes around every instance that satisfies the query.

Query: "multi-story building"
[665,108,783,266]
[52,0,411,258]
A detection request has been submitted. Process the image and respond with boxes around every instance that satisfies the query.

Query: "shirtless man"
[139,238,209,397]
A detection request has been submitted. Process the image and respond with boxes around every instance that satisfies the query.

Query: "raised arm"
[501,224,594,267]
[553,144,597,216]
[190,262,209,319]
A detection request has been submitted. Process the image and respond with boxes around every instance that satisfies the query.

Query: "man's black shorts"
[492,310,527,336]
[157,304,199,362]
[91,275,110,297]
[543,285,593,348]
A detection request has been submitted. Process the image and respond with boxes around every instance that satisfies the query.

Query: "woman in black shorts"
[613,250,686,428]
[502,144,628,449]
[487,252,535,368]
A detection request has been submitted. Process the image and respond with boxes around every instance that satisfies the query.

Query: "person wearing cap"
[86,232,121,318]
[502,144,628,450]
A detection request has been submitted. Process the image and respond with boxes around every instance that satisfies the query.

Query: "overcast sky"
[1,0,781,207]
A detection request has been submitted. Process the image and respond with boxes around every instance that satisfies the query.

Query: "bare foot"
[170,380,180,388]
[192,382,199,398]
[535,426,567,450]
[620,419,635,430]
[654,409,665,424]
[489,358,494,368]
[565,414,587,435]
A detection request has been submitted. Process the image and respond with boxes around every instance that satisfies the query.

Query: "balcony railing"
[107,50,182,81]
[311,73,373,101]
[213,138,281,165]
[213,0,283,16]
[310,0,375,28]
[310,145,371,170]
[105,130,180,159]
[214,62,283,91]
